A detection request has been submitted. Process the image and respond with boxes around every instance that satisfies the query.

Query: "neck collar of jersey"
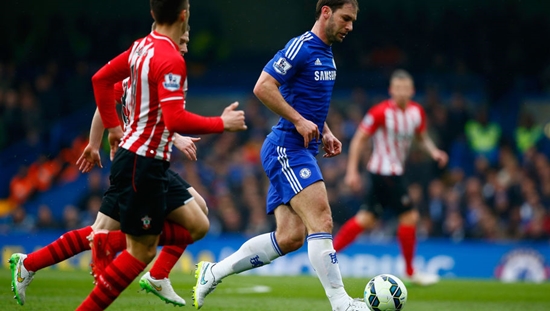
[150,31,179,51]
[308,31,331,48]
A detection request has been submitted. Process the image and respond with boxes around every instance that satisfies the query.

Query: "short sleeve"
[263,36,309,85]
[153,51,186,104]
[359,106,384,135]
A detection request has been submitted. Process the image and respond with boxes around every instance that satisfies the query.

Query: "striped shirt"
[119,31,186,161]
[114,75,188,131]
[359,100,427,176]
[92,32,224,162]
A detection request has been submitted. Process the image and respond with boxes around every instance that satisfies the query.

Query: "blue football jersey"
[263,31,337,153]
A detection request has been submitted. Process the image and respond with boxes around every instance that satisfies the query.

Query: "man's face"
[179,31,189,56]
[389,78,415,104]
[325,3,357,44]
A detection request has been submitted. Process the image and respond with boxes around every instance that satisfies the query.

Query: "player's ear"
[321,5,331,19]
[179,8,187,23]
[150,10,155,20]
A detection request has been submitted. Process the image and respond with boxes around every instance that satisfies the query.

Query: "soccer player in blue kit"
[193,1,366,310]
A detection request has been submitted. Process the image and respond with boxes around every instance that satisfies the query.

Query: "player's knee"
[190,218,210,242]
[191,191,208,216]
[399,209,419,225]
[310,214,333,234]
[128,246,157,263]
[356,210,375,229]
[276,230,306,253]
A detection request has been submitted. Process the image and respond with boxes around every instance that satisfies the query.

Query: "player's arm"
[321,122,342,158]
[413,106,448,168]
[345,127,372,192]
[253,71,319,147]
[415,131,448,168]
[77,108,105,172]
[346,108,381,191]
[91,51,130,156]
[172,133,200,161]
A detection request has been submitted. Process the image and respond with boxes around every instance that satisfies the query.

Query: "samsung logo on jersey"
[314,70,337,81]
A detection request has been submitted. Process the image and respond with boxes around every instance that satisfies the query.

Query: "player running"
[9,25,224,307]
[74,0,245,307]
[332,69,448,286]
[193,1,367,311]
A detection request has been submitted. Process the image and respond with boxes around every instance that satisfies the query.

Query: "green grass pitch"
[1,269,550,311]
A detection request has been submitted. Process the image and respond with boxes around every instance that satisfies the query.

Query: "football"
[364,274,408,311]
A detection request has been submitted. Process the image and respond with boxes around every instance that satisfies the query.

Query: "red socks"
[158,221,194,246]
[149,246,187,279]
[103,221,193,280]
[106,221,194,254]
[76,251,146,311]
[105,231,127,253]
[24,226,93,272]
[397,224,416,277]
[333,217,364,252]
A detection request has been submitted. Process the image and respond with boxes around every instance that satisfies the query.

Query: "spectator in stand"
[447,92,470,141]
[515,112,543,155]
[465,108,502,166]
[9,166,35,206]
[8,206,35,233]
[62,205,81,231]
[27,155,62,192]
[76,169,105,212]
[3,88,25,146]
[426,179,446,237]
[35,204,60,230]
[80,195,102,227]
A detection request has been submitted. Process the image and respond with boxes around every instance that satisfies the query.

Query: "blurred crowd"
[2,82,550,242]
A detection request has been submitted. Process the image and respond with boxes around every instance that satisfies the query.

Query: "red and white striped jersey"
[93,32,224,161]
[114,75,188,131]
[359,100,427,176]
[116,31,188,161]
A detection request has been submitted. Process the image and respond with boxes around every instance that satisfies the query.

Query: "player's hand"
[432,149,448,168]
[76,144,102,173]
[221,102,247,132]
[295,118,319,148]
[321,133,342,158]
[345,170,362,193]
[108,126,124,160]
[174,135,200,161]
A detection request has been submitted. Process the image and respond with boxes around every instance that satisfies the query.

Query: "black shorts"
[100,169,194,224]
[108,148,169,236]
[360,173,412,217]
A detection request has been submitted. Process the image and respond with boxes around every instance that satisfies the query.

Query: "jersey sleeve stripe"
[160,96,185,102]
[285,33,313,61]
[285,38,299,58]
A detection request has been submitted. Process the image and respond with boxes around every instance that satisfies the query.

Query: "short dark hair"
[315,0,359,20]
[390,69,414,82]
[150,0,188,25]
